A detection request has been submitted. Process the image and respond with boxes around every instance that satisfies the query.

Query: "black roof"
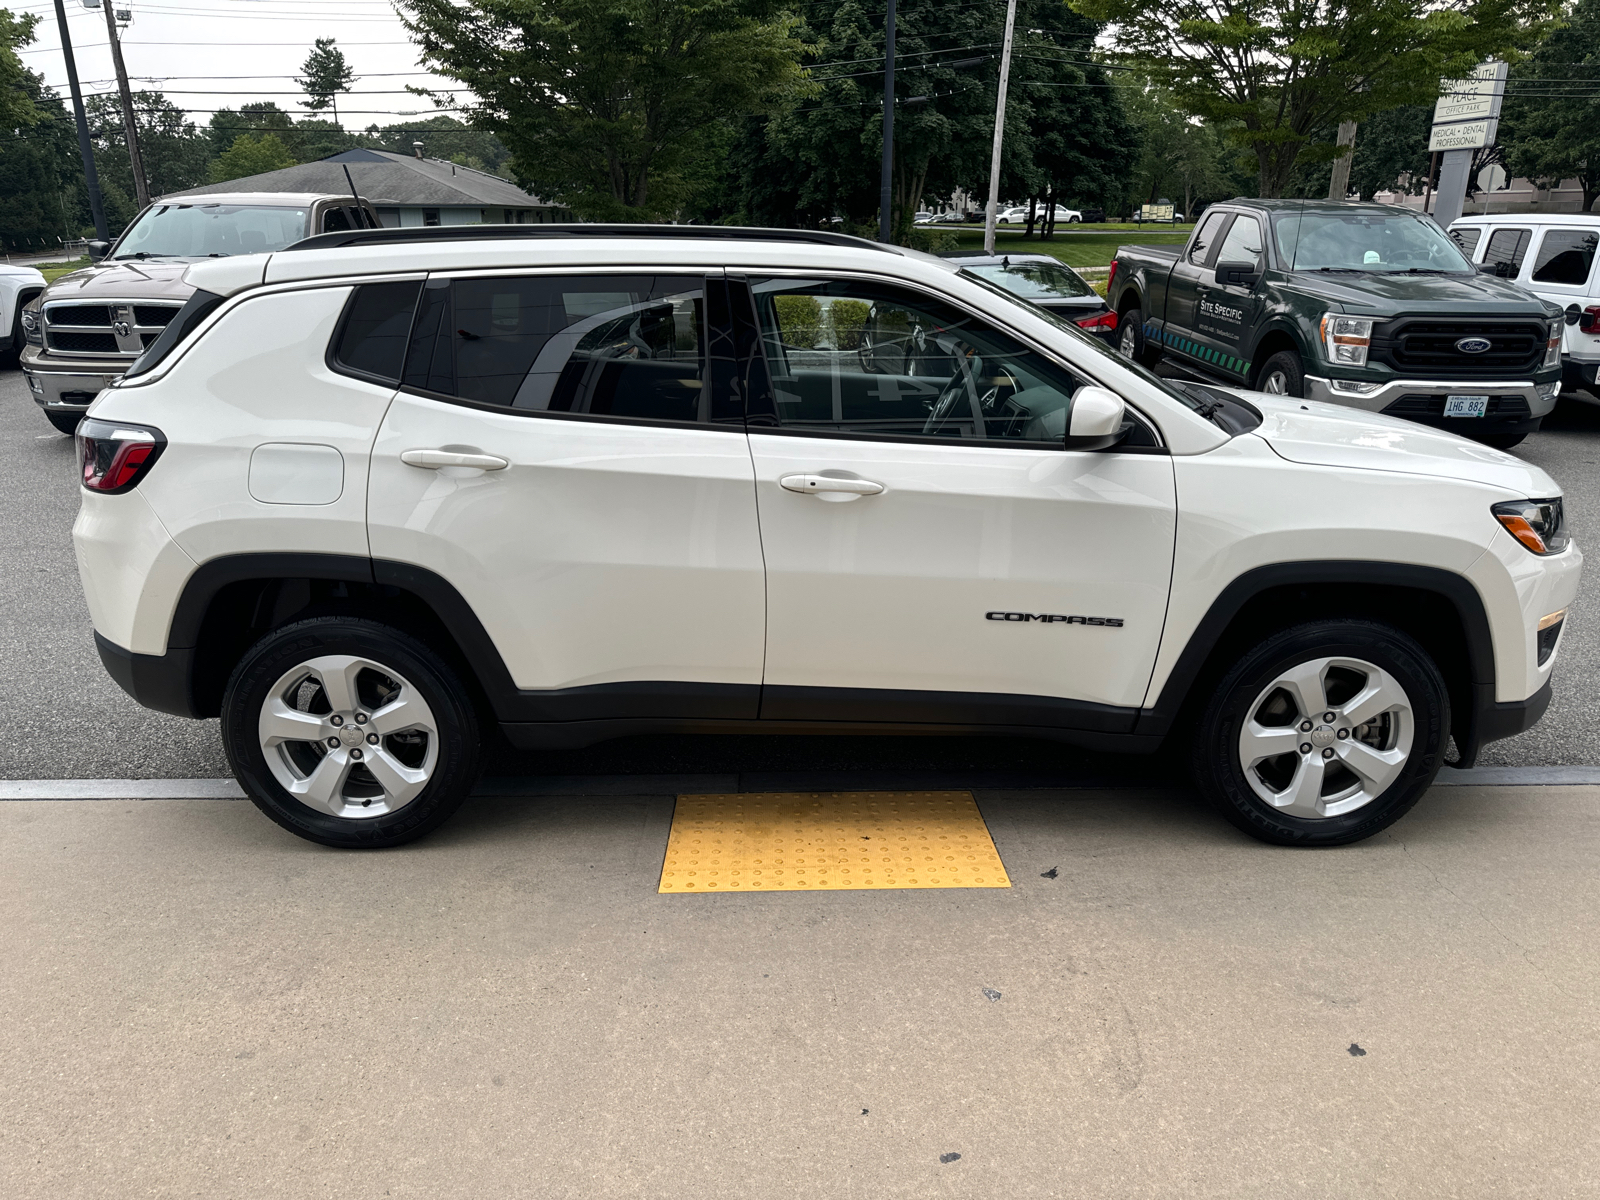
[286,223,902,255]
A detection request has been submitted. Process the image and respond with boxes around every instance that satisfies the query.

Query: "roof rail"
[284,223,902,255]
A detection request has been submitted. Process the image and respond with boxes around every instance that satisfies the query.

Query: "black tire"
[1190,620,1448,847]
[1117,305,1160,367]
[1477,432,1527,449]
[45,410,81,435]
[222,617,482,849]
[1254,349,1306,398]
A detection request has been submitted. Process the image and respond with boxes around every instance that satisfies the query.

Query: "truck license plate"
[1443,394,1488,417]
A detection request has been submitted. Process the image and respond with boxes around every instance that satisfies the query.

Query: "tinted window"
[1450,227,1482,256]
[1484,228,1532,272]
[402,274,719,422]
[745,276,1089,445]
[332,280,421,383]
[1214,215,1264,265]
[1531,229,1598,285]
[1188,212,1230,265]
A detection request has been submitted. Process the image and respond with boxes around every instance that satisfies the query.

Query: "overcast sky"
[13,0,465,130]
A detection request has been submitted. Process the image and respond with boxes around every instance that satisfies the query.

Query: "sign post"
[1428,61,1507,228]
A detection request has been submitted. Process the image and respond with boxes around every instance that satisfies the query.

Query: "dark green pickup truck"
[1109,199,1563,447]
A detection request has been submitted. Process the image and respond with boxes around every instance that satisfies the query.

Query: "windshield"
[962,261,1095,299]
[1272,210,1474,273]
[112,204,311,259]
[957,267,1230,426]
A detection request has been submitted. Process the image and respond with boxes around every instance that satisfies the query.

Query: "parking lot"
[4,364,1600,1196]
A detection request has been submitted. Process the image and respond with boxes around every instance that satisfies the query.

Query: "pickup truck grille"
[43,298,184,359]
[1370,319,1545,376]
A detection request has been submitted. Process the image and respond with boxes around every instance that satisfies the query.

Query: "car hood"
[1238,392,1560,497]
[39,259,195,302]
[1278,269,1560,317]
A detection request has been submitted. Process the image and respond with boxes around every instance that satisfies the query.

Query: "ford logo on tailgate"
[1455,336,1493,354]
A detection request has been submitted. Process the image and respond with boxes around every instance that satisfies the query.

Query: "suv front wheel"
[222,617,482,848]
[1192,620,1448,846]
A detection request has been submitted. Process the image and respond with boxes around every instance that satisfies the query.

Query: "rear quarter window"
[330,280,422,384]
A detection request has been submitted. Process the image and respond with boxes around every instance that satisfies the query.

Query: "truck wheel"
[222,617,482,849]
[1118,307,1160,367]
[1256,351,1305,397]
[1191,620,1448,847]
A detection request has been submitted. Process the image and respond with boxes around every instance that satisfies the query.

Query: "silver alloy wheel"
[1262,368,1290,394]
[257,653,439,819]
[1237,655,1413,819]
[1119,321,1139,359]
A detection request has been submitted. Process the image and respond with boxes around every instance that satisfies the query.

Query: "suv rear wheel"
[1191,620,1448,846]
[222,617,481,848]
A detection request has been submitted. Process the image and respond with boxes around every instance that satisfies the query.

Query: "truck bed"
[1116,244,1182,262]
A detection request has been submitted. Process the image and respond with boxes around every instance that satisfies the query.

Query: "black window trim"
[732,269,1169,454]
[325,273,429,389]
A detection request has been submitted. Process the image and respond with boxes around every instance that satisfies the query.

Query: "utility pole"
[99,0,150,209]
[982,0,1018,254]
[878,0,896,243]
[53,0,108,240]
[1327,120,1357,201]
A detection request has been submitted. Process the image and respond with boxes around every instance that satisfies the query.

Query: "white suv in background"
[73,226,1580,850]
[1450,213,1600,400]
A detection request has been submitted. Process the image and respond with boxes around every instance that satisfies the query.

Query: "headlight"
[1492,498,1568,555]
[20,307,41,346]
[1320,313,1372,366]
[1545,319,1561,368]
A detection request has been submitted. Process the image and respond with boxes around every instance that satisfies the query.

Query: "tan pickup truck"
[21,192,378,433]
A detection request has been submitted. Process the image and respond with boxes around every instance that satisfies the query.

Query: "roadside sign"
[1430,118,1498,152]
[1137,204,1175,223]
[1433,62,1509,125]
[1477,164,1508,192]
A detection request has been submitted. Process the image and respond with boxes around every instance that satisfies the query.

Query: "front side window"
[1188,212,1230,266]
[1531,229,1599,285]
[1483,227,1532,273]
[1273,211,1475,273]
[1214,215,1265,266]
[744,277,1091,445]
[402,274,723,423]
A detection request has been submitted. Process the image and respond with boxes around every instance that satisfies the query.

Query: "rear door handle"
[400,449,509,471]
[780,473,885,496]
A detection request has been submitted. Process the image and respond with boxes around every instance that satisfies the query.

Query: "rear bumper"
[1562,357,1600,389]
[20,347,126,411]
[95,632,201,719]
[1304,374,1559,429]
[1451,678,1553,770]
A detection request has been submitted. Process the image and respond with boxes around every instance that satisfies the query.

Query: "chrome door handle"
[780,473,885,496]
[400,449,509,471]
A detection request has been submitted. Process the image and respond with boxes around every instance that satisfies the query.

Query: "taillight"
[76,418,166,494]
[1580,305,1600,334]
[1106,260,1118,292]
[1075,310,1119,331]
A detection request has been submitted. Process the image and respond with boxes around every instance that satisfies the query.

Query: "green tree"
[359,115,511,172]
[396,0,812,220]
[208,102,299,159]
[298,38,357,125]
[0,77,77,250]
[87,92,210,202]
[0,8,41,133]
[1121,83,1242,218]
[208,133,298,184]
[1502,0,1600,212]
[1076,0,1556,197]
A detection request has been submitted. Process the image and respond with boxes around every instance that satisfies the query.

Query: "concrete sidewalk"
[3,785,1597,1198]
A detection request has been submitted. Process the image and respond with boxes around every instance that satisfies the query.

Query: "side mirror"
[1214,260,1260,289]
[1066,386,1129,450]
[1477,261,1515,277]
[86,239,110,260]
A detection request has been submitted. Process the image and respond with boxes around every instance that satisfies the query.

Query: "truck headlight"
[1492,498,1568,555]
[1320,313,1372,367]
[20,307,41,346]
[1545,320,1561,368]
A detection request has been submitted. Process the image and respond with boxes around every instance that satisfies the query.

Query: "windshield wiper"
[1315,267,1368,274]
[114,252,156,259]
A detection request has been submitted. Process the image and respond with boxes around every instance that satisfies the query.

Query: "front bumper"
[1452,678,1553,770]
[1304,375,1558,434]
[20,347,127,412]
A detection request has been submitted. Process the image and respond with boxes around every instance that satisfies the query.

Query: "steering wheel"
[922,369,998,436]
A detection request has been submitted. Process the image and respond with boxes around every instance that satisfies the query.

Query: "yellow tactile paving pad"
[658,791,1011,893]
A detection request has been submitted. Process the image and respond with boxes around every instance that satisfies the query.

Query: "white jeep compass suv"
[72,226,1582,849]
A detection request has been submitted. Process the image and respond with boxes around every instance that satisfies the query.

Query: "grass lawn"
[937,225,1191,269]
[40,257,90,283]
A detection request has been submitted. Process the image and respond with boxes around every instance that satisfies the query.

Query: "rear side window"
[1484,228,1532,273]
[1450,227,1482,257]
[331,280,422,384]
[1188,212,1229,266]
[401,274,732,424]
[1531,229,1599,285]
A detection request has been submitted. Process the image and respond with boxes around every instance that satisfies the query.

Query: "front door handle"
[400,449,509,471]
[780,473,885,496]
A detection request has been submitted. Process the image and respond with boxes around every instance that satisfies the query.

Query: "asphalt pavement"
[0,366,1595,779]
